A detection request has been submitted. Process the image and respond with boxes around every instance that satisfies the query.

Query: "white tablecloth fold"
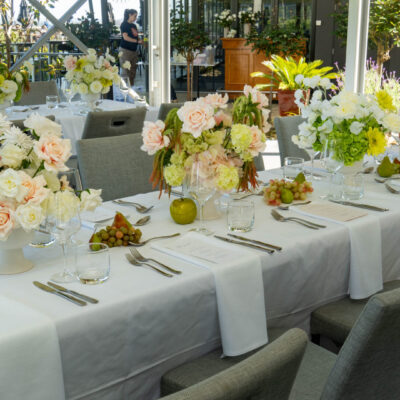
[0,296,65,400]
[152,232,268,356]
[293,204,383,299]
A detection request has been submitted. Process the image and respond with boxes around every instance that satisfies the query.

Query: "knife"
[47,282,99,304]
[33,281,87,306]
[227,233,282,251]
[214,235,274,254]
[329,200,389,212]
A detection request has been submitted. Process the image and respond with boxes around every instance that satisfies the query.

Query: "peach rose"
[202,93,229,109]
[243,85,269,109]
[64,55,77,71]
[141,120,170,155]
[0,202,15,240]
[19,171,50,205]
[214,111,232,127]
[249,125,266,156]
[177,101,216,138]
[34,134,71,172]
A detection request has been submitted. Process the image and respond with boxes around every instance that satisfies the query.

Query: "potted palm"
[251,55,337,116]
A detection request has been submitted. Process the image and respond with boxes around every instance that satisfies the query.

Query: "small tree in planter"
[171,4,210,100]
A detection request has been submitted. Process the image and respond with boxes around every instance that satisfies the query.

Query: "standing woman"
[119,9,141,86]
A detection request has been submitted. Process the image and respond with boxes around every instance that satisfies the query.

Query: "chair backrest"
[11,115,55,130]
[161,328,308,400]
[81,107,147,139]
[77,133,153,201]
[16,81,59,106]
[274,116,309,166]
[157,103,184,121]
[253,154,265,171]
[321,288,400,400]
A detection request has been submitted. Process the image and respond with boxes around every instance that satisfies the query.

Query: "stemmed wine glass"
[304,146,320,180]
[187,158,216,235]
[61,78,74,107]
[321,138,344,199]
[119,76,131,103]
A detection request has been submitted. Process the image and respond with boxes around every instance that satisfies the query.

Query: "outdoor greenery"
[334,0,400,75]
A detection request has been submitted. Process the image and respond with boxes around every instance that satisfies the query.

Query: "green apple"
[170,198,197,224]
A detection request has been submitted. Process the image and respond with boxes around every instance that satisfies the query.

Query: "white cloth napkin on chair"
[152,232,268,356]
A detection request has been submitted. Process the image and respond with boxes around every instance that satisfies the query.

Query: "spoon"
[134,215,151,226]
[375,176,400,183]
[357,166,374,174]
[385,182,400,194]
[278,201,312,211]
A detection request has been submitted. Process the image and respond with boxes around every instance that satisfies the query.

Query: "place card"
[296,202,367,222]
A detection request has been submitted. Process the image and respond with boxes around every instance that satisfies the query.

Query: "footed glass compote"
[321,138,344,199]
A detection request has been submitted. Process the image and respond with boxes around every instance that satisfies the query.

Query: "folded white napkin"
[152,232,268,356]
[0,296,65,400]
[80,207,116,230]
[293,203,383,299]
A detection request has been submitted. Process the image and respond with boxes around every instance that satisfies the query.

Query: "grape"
[264,178,313,206]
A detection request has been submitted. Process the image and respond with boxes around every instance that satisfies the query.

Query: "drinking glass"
[61,79,73,106]
[342,174,364,200]
[187,158,216,235]
[227,200,255,232]
[283,157,304,180]
[46,95,59,109]
[119,76,131,103]
[322,138,344,199]
[304,147,320,180]
[75,243,110,285]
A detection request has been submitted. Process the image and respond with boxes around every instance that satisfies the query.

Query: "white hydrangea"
[349,121,364,135]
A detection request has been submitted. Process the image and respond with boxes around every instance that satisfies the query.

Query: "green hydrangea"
[216,165,239,191]
[230,124,253,154]
[164,164,186,187]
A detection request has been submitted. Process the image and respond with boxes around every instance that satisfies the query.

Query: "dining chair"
[157,102,184,122]
[310,279,400,345]
[11,114,56,130]
[274,116,309,166]
[76,133,154,201]
[16,80,59,106]
[81,107,147,139]
[161,328,308,400]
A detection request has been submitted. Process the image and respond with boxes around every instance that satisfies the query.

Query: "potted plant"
[238,7,258,37]
[251,55,337,116]
[215,9,236,38]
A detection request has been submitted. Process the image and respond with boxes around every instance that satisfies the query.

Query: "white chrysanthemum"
[1,126,33,151]
[1,80,18,94]
[80,189,102,211]
[0,144,26,168]
[89,81,103,94]
[0,114,12,132]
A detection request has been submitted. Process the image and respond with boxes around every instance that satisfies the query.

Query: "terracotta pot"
[277,89,310,117]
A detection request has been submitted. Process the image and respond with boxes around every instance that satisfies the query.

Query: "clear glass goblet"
[119,76,131,103]
[61,78,74,107]
[321,138,344,199]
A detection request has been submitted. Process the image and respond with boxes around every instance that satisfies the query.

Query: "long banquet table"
[1,168,400,399]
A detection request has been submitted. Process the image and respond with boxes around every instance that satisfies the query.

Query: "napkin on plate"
[293,202,383,299]
[152,232,268,356]
[80,207,116,230]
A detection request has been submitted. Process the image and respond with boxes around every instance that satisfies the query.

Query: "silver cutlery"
[112,199,154,213]
[214,235,274,254]
[125,254,173,277]
[47,282,99,304]
[33,281,87,306]
[134,215,151,226]
[385,182,400,194]
[129,233,181,246]
[278,201,311,211]
[129,248,181,274]
[329,199,389,212]
[232,191,264,200]
[271,209,326,229]
[374,176,400,183]
[227,233,282,251]
[357,166,374,174]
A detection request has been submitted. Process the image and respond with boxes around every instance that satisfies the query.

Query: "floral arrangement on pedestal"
[292,87,400,165]
[141,86,271,195]
[63,48,121,98]
[0,61,32,106]
[215,9,236,29]
[0,114,102,241]
[238,7,258,24]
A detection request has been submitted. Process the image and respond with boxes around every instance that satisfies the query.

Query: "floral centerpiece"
[292,88,400,165]
[141,86,271,195]
[215,9,236,34]
[238,7,257,24]
[0,114,102,242]
[0,61,32,106]
[63,48,120,101]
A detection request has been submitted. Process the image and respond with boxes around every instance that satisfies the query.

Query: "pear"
[377,156,396,177]
[294,172,306,183]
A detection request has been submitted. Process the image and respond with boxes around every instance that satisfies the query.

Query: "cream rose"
[64,55,77,70]
[214,111,232,127]
[15,203,44,231]
[202,93,229,109]
[0,169,27,202]
[1,80,18,94]
[243,85,269,109]
[248,125,266,156]
[79,189,102,211]
[141,120,170,155]
[90,80,103,94]
[49,191,80,222]
[0,143,26,168]
[0,202,15,240]
[177,101,216,138]
[19,172,49,205]
[34,135,71,172]
[24,113,63,137]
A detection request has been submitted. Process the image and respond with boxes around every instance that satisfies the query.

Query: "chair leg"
[311,334,321,345]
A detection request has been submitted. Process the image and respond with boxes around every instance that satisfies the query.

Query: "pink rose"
[34,135,71,172]
[177,101,216,138]
[64,55,77,71]
[0,202,15,240]
[243,85,269,109]
[19,172,50,205]
[202,93,229,109]
[249,125,266,156]
[141,120,170,155]
[214,111,232,127]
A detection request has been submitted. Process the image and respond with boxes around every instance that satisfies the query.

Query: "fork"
[129,248,182,274]
[125,254,173,277]
[129,233,181,246]
[232,191,264,200]
[112,199,154,213]
[271,209,326,229]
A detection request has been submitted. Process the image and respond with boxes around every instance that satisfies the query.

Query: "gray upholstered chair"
[16,81,59,106]
[76,133,153,201]
[274,116,309,166]
[157,102,184,121]
[290,287,400,399]
[11,115,56,130]
[310,279,400,345]
[161,328,308,400]
[81,107,147,139]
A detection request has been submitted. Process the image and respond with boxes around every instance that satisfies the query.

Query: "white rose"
[0,169,27,202]
[349,121,364,135]
[78,83,89,95]
[87,54,97,63]
[89,81,103,94]
[15,203,44,231]
[102,70,113,80]
[79,189,102,211]
[49,191,80,222]
[383,113,400,133]
[24,113,63,137]
[0,143,26,168]
[84,64,95,74]
[1,80,18,94]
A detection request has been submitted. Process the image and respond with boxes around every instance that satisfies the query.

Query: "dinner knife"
[47,282,99,304]
[33,281,87,306]
[329,200,389,212]
[227,233,282,251]
[214,235,274,254]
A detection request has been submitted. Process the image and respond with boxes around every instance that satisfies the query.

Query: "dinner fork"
[129,248,182,274]
[112,199,154,213]
[271,209,326,229]
[129,233,181,246]
[125,254,173,277]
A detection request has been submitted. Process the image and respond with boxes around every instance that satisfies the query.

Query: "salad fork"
[271,209,326,229]
[112,199,154,213]
[125,254,173,277]
[129,248,182,274]
[129,233,181,246]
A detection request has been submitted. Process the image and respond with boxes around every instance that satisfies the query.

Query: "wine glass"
[119,76,131,103]
[304,146,320,180]
[321,138,344,199]
[187,159,216,235]
[61,78,74,107]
